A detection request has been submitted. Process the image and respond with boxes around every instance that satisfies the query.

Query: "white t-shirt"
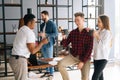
[93,29,112,60]
[12,26,36,58]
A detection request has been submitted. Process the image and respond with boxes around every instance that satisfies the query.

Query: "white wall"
[104,0,115,59]
[114,0,120,59]
[22,0,37,38]
[104,0,115,34]
[104,0,120,60]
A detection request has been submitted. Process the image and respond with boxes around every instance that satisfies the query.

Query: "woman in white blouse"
[92,15,112,80]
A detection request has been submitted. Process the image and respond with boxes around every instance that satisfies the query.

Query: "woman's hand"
[93,31,100,40]
[85,27,91,32]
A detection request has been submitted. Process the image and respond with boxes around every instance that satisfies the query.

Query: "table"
[28,58,54,70]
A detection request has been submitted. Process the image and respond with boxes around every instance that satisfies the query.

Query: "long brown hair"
[99,15,110,30]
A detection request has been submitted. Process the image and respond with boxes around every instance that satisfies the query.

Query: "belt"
[11,55,26,59]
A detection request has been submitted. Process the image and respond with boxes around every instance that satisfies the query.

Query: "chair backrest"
[28,54,38,66]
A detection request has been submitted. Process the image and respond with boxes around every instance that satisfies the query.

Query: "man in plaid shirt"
[58,12,93,80]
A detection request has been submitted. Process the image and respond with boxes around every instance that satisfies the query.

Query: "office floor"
[0,61,120,80]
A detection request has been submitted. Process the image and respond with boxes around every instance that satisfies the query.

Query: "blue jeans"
[41,44,54,75]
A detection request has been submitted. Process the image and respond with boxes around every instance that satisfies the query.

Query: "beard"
[42,18,46,21]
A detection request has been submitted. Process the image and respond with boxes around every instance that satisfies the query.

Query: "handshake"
[38,32,49,44]
[40,37,49,45]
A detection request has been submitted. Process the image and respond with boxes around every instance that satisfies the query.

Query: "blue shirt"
[40,20,58,45]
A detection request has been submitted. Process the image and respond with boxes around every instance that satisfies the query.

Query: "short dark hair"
[24,14,35,25]
[74,12,84,18]
[41,10,49,15]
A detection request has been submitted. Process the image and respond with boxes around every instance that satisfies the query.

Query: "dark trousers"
[92,59,107,80]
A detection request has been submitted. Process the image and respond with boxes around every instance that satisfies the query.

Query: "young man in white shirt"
[9,13,48,80]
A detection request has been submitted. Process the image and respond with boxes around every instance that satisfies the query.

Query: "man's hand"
[41,38,48,44]
[38,32,46,38]
[27,37,48,54]
[77,62,84,69]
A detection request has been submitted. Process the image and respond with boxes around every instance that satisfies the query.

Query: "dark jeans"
[92,59,108,80]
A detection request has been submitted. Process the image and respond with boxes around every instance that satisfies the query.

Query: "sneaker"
[46,76,53,80]
[40,72,50,78]
[28,71,38,78]
[48,74,53,77]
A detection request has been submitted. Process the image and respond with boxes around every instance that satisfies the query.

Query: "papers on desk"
[28,71,40,78]
[28,71,50,80]
[48,57,63,65]
[48,61,58,65]
[53,57,63,61]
